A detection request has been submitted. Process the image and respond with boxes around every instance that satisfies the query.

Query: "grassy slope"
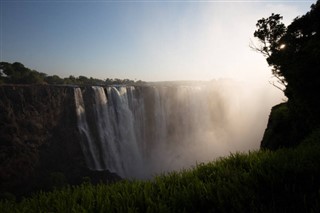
[1,130,320,213]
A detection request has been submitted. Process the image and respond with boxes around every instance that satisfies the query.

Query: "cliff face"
[0,83,276,197]
[260,103,303,150]
[0,85,117,198]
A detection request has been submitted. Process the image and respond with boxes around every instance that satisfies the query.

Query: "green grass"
[1,131,320,212]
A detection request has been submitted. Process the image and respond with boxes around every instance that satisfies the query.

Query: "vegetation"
[260,103,297,150]
[252,0,320,146]
[1,1,319,212]
[0,62,145,86]
[1,129,319,212]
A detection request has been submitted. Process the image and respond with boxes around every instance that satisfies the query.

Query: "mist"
[142,80,283,177]
[75,80,283,179]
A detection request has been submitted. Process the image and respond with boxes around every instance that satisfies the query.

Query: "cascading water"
[74,81,280,178]
[75,86,144,178]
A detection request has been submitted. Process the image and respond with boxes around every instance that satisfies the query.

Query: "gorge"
[0,81,282,196]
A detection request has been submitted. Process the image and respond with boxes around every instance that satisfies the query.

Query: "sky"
[0,0,316,82]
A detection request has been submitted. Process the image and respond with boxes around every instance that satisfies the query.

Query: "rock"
[0,85,119,199]
[260,103,300,150]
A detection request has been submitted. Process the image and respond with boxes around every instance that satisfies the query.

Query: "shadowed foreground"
[1,129,320,213]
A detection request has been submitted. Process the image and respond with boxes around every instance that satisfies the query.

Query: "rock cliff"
[0,85,118,198]
[260,103,301,150]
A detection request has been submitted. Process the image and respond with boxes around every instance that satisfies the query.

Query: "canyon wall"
[0,85,117,198]
[0,81,281,197]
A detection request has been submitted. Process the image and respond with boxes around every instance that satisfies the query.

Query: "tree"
[45,75,64,85]
[0,61,141,86]
[0,62,45,84]
[78,75,89,85]
[250,13,287,91]
[253,0,320,138]
[63,75,77,84]
[251,13,286,57]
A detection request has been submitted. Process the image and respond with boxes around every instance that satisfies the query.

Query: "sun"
[279,44,286,49]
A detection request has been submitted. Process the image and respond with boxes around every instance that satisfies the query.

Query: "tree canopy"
[251,13,287,90]
[0,62,46,84]
[253,0,320,139]
[0,62,145,86]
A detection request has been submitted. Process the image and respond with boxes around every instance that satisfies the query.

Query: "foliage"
[0,62,46,84]
[1,132,320,212]
[261,103,292,150]
[0,62,145,86]
[46,172,68,191]
[251,13,287,90]
[253,13,287,58]
[253,1,320,141]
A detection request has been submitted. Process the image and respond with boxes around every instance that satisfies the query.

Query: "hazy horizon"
[1,0,315,83]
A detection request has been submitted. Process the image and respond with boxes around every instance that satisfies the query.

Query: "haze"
[144,81,283,176]
[1,1,315,83]
[1,1,316,178]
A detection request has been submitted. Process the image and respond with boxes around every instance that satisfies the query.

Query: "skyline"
[0,0,316,83]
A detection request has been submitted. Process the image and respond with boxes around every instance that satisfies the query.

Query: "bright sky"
[0,0,316,82]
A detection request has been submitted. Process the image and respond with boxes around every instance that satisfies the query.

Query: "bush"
[1,135,320,212]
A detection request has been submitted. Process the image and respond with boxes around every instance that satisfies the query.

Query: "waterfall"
[74,82,276,178]
[74,86,143,178]
[74,88,101,170]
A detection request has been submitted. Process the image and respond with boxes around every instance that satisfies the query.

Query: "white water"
[74,81,282,178]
